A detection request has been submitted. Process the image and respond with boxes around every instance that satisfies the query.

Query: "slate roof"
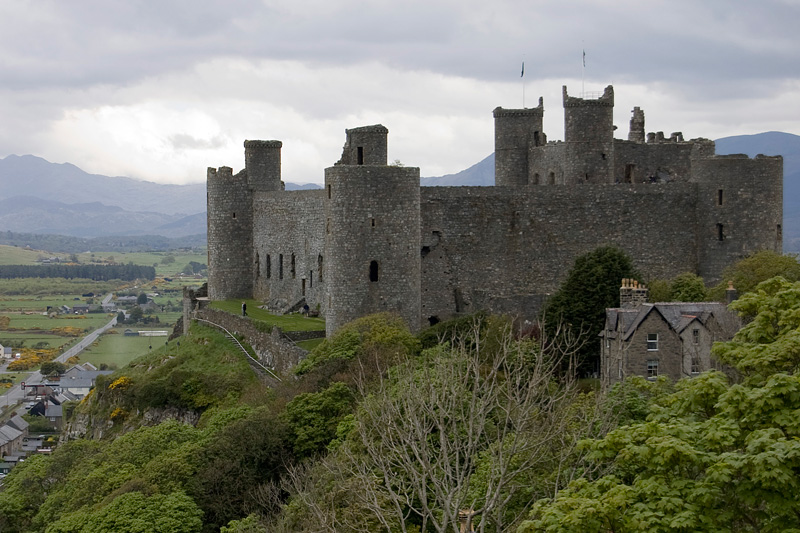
[6,415,29,433]
[604,302,730,341]
[0,425,23,445]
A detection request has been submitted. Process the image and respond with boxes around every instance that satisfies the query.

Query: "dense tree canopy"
[542,246,640,373]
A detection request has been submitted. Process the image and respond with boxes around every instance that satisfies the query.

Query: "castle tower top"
[244,140,282,192]
[337,124,388,166]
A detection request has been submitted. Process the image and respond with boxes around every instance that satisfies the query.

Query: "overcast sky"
[0,0,798,185]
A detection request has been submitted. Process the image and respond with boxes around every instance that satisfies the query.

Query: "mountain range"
[0,131,798,250]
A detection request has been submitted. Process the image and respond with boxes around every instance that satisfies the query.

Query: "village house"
[600,279,740,386]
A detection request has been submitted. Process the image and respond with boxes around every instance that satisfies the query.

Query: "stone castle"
[206,84,782,335]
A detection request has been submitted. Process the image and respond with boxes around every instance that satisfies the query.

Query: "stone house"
[600,280,739,386]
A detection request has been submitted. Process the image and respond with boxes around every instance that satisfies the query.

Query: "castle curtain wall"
[251,189,326,311]
[420,184,699,323]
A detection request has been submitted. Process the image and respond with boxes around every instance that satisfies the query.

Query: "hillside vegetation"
[5,265,800,531]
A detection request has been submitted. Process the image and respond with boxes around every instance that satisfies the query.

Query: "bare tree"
[336,319,595,533]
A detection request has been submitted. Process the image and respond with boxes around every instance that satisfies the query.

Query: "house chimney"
[726,280,738,304]
[620,278,648,308]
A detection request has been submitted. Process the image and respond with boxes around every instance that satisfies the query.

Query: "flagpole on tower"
[581,45,586,97]
[521,57,525,108]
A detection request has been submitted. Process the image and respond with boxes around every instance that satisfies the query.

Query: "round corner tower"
[493,98,545,187]
[562,84,615,184]
[206,165,254,300]
[324,125,421,335]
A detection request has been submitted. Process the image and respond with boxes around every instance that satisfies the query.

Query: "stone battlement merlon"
[493,97,544,118]
[244,140,283,149]
[345,124,389,134]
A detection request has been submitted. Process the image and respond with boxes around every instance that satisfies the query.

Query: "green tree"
[284,382,355,458]
[543,246,640,373]
[161,255,176,265]
[40,361,66,376]
[129,306,144,322]
[709,250,800,300]
[668,272,707,301]
[137,292,148,305]
[521,276,800,533]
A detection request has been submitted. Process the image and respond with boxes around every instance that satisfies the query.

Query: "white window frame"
[647,359,659,379]
[647,333,658,351]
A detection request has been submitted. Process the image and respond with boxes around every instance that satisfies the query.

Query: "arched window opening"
[369,260,379,282]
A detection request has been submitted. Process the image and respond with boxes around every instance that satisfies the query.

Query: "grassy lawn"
[296,338,325,351]
[76,328,170,370]
[210,299,326,332]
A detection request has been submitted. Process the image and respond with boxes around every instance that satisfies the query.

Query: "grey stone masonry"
[206,83,783,337]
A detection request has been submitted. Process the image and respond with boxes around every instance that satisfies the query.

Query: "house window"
[647,333,658,351]
[647,359,659,379]
[692,328,699,344]
[369,260,379,282]
[691,355,701,374]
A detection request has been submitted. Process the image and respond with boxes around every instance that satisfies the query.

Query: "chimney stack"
[620,278,648,308]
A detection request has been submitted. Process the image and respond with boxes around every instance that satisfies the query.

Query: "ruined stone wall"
[325,164,421,335]
[207,167,253,300]
[612,140,696,184]
[252,189,326,313]
[694,154,783,281]
[194,307,308,375]
[420,184,700,323]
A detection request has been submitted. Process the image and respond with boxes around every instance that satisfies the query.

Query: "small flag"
[521,61,525,77]
[582,50,586,68]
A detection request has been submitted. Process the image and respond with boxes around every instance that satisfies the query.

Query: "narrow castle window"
[717,189,724,206]
[327,184,331,199]
[357,147,364,165]
[369,260,379,282]
[255,252,260,279]
[717,223,725,241]
[318,255,324,282]
[279,254,284,279]
[232,212,236,219]
[548,172,555,185]
[309,271,313,288]
[291,254,296,279]
[266,255,271,279]
[601,153,607,160]
[326,218,330,234]
[533,173,540,185]
[371,218,376,227]
[624,164,635,183]
[302,279,306,296]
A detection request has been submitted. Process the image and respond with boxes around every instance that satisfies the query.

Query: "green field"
[74,250,208,277]
[76,328,170,369]
[210,299,326,332]
[0,245,68,265]
[0,296,96,312]
[6,313,112,331]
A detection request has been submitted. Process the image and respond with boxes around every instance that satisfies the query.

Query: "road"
[1,293,116,411]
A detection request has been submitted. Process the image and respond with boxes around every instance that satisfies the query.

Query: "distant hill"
[421,153,494,186]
